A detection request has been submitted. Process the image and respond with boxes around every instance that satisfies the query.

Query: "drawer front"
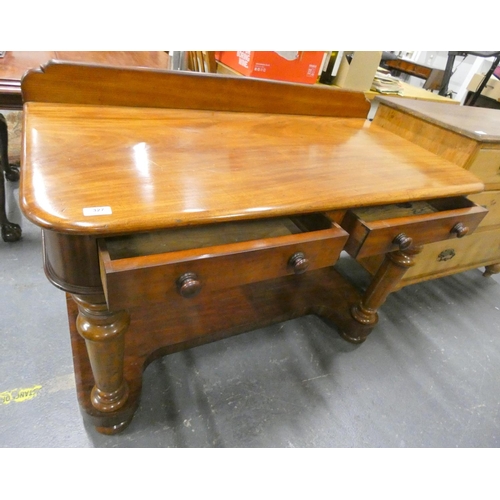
[467,190,500,229]
[99,217,349,310]
[341,197,488,259]
[357,226,500,286]
[402,226,500,283]
[468,148,500,189]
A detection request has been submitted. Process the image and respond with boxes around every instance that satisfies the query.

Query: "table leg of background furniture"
[438,52,458,97]
[0,113,22,242]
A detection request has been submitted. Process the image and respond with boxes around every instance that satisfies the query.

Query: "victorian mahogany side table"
[20,61,486,433]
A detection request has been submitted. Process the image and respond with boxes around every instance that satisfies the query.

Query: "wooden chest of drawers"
[364,97,500,285]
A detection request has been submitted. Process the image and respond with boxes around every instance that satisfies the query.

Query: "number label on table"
[83,206,112,216]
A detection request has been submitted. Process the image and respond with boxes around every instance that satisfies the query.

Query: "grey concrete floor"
[1,178,500,448]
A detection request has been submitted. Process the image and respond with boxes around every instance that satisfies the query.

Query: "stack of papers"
[371,68,404,95]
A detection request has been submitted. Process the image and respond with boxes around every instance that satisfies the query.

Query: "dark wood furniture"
[384,58,444,91]
[0,51,170,104]
[20,62,486,434]
[0,51,170,242]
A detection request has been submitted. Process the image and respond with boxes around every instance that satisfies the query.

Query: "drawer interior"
[103,213,333,260]
[350,197,476,223]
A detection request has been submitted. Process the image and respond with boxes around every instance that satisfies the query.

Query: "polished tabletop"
[21,102,485,236]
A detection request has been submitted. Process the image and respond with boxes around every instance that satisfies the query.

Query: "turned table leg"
[344,234,423,343]
[72,293,131,434]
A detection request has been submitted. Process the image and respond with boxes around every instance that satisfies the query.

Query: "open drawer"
[98,213,349,310]
[340,197,488,259]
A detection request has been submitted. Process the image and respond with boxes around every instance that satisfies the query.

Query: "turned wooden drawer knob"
[392,233,413,251]
[288,252,309,274]
[176,272,201,298]
[451,222,469,238]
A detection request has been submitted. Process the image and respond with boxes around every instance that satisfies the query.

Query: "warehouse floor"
[1,179,500,448]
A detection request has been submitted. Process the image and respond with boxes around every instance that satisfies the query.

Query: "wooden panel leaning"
[21,59,371,118]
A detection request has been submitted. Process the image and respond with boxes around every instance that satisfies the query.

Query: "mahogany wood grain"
[42,231,102,293]
[341,197,487,258]
[72,293,130,418]
[21,60,371,117]
[348,245,423,342]
[98,220,349,310]
[21,102,485,236]
[101,214,333,258]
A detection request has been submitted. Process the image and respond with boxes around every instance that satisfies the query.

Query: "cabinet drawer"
[401,226,500,283]
[98,214,349,310]
[468,148,500,189]
[357,226,500,286]
[341,197,487,259]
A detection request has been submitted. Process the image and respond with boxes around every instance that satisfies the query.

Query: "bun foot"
[339,328,369,344]
[95,418,132,435]
[483,263,500,277]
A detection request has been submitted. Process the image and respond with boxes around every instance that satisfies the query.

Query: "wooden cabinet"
[367,97,500,285]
